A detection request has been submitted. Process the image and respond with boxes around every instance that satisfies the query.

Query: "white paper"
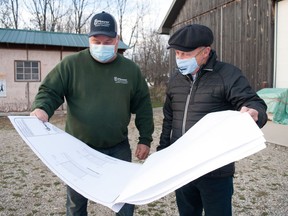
[8,116,139,211]
[8,111,266,212]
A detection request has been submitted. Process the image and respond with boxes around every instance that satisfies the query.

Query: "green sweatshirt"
[32,49,154,148]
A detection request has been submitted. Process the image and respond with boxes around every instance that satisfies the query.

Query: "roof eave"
[158,0,186,35]
[0,28,129,50]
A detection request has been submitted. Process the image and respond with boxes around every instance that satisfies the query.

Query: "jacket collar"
[201,49,217,72]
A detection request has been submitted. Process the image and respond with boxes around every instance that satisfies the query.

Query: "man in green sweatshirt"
[30,11,154,216]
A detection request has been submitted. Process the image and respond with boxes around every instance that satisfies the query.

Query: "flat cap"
[168,24,213,51]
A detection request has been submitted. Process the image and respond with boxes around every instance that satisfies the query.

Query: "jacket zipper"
[182,77,194,135]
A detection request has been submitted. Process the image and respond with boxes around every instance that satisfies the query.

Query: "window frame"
[14,60,41,82]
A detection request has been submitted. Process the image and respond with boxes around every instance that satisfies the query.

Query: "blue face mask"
[176,48,206,75]
[176,57,199,75]
[89,44,116,62]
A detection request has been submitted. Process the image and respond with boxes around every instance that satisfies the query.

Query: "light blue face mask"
[89,44,116,62]
[176,48,205,75]
[176,57,199,75]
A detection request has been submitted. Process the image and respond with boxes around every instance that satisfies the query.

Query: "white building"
[0,28,128,112]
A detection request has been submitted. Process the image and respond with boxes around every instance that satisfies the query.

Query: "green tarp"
[257,88,288,125]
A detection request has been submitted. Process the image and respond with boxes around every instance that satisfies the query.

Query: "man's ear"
[203,47,211,57]
[116,35,120,42]
[114,35,120,49]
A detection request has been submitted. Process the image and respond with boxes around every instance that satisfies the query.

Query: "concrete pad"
[261,120,288,147]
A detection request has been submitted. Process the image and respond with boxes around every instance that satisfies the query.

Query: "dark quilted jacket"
[157,50,267,177]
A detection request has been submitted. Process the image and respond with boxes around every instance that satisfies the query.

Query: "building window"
[15,61,41,81]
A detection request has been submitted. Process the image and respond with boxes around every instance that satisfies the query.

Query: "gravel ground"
[1,108,288,216]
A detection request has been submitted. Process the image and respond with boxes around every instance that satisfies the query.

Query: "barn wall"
[169,0,274,91]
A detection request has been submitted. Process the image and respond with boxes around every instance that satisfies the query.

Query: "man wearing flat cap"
[157,24,267,216]
[30,11,154,216]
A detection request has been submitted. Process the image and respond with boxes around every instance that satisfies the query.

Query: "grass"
[12,193,23,198]
[152,101,163,108]
[150,85,165,108]
[0,116,14,130]
[256,191,269,197]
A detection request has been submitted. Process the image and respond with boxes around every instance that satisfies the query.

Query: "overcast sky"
[152,0,174,28]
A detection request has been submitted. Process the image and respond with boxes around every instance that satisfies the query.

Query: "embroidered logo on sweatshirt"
[114,77,128,84]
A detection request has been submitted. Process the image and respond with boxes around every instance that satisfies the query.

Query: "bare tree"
[125,2,146,51]
[106,0,168,87]
[10,0,19,28]
[0,0,11,28]
[56,9,74,33]
[23,0,98,33]
[134,29,169,87]
[25,0,49,31]
[115,0,126,41]
[107,0,149,56]
[72,0,94,34]
[0,0,19,28]
[48,0,67,32]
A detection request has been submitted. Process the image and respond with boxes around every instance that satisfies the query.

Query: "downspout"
[26,47,30,111]
[60,47,64,111]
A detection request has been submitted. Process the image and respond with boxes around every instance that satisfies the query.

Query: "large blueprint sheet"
[9,111,266,212]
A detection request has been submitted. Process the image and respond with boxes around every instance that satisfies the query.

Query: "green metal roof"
[0,28,129,50]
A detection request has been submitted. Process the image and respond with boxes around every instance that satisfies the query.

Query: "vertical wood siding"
[169,0,274,91]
